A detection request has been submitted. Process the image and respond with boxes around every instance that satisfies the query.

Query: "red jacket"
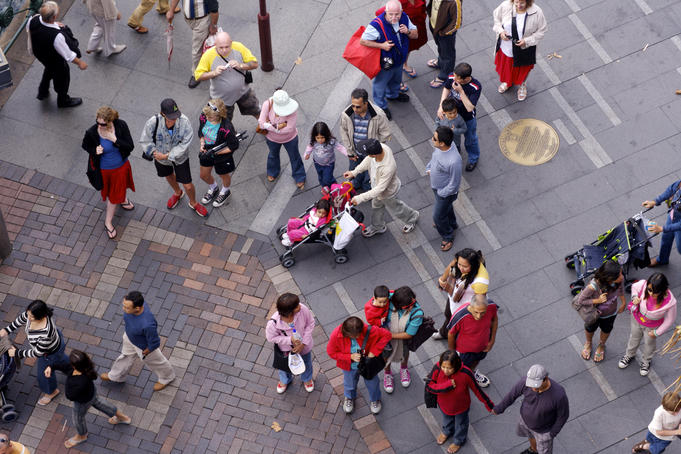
[426,363,494,416]
[364,298,390,327]
[326,324,392,371]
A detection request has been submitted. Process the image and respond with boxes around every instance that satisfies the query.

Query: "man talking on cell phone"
[436,62,482,172]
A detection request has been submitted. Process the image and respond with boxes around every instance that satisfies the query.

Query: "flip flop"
[437,433,449,445]
[403,67,418,78]
[120,200,135,211]
[632,440,649,453]
[109,415,131,425]
[447,444,461,454]
[400,82,409,93]
[105,223,117,240]
[594,344,605,363]
[441,241,453,252]
[581,342,591,360]
[64,437,87,448]
[37,390,59,406]
[427,59,440,69]
[429,78,445,89]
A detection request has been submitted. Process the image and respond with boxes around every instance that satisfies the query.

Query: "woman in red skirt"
[82,106,135,239]
[492,0,547,101]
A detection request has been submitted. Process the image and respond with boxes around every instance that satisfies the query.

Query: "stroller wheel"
[1,408,17,422]
[281,254,296,268]
[570,285,584,296]
[334,253,349,264]
[564,254,576,269]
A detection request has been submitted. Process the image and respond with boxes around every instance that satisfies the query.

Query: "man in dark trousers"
[493,364,570,454]
[28,1,88,107]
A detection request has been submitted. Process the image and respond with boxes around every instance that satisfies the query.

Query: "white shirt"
[500,12,526,58]
[648,405,681,441]
[26,15,77,62]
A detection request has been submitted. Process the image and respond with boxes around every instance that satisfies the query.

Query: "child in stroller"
[281,199,332,247]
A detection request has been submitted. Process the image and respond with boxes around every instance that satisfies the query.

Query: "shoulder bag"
[423,364,439,408]
[571,280,600,325]
[219,53,252,84]
[342,24,381,79]
[269,319,291,373]
[85,155,103,190]
[357,325,393,379]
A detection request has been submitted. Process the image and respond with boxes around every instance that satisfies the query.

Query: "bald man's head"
[215,32,233,56]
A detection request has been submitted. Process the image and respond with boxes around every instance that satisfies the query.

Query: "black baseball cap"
[358,138,382,155]
[160,98,181,120]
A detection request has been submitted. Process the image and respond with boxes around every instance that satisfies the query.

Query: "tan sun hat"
[271,90,299,116]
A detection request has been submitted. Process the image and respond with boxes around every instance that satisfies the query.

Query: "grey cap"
[526,364,548,388]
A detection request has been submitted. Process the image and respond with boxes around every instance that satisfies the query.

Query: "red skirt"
[495,50,533,87]
[101,160,135,204]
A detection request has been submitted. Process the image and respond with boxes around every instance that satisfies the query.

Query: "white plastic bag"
[202,26,224,54]
[288,352,306,375]
[333,206,360,250]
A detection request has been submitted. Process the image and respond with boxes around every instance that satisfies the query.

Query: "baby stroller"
[0,352,17,422]
[277,182,364,268]
[564,209,656,295]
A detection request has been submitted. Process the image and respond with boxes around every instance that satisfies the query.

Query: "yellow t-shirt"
[9,441,29,454]
[194,42,258,105]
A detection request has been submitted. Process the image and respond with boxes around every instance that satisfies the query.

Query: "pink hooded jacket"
[265,303,315,355]
[630,280,677,336]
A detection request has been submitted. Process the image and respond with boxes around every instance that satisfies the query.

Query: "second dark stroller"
[0,351,17,422]
[565,211,654,295]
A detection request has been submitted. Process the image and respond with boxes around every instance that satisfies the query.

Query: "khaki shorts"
[226,88,260,121]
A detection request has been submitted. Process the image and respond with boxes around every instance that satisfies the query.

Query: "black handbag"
[86,155,103,190]
[269,319,291,373]
[357,325,393,380]
[219,54,253,84]
[424,364,439,408]
[406,316,437,352]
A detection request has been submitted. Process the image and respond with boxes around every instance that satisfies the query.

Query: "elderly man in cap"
[140,99,207,217]
[359,0,417,120]
[343,139,419,237]
[447,294,498,387]
[492,364,570,454]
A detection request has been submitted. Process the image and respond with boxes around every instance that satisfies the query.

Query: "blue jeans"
[278,351,314,384]
[432,30,457,82]
[433,189,458,242]
[349,155,371,192]
[657,217,681,264]
[37,333,69,394]
[646,430,672,454]
[463,117,480,165]
[442,409,469,446]
[343,369,381,402]
[314,162,336,188]
[266,136,306,183]
[372,65,403,109]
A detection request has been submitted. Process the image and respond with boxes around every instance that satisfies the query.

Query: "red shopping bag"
[343,26,381,79]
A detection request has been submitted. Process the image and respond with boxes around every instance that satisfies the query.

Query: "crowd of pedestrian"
[11,0,681,452]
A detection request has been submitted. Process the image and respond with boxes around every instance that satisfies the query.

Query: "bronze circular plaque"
[498,119,560,166]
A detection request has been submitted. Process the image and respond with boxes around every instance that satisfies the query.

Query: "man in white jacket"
[343,139,419,237]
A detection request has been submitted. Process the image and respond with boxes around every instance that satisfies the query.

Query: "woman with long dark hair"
[433,248,489,339]
[577,260,626,362]
[619,273,677,376]
[45,350,131,448]
[0,300,69,406]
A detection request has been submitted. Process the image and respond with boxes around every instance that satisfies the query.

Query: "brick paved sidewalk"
[0,160,393,454]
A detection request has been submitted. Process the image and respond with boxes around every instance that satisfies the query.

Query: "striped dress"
[5,312,60,359]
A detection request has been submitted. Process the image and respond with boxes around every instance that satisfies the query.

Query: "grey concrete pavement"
[2,0,681,452]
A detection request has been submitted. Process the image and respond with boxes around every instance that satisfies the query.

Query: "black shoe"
[465,162,477,172]
[212,189,231,207]
[57,97,83,108]
[383,108,392,121]
[188,76,200,89]
[387,92,410,102]
[36,92,49,100]
[519,449,538,454]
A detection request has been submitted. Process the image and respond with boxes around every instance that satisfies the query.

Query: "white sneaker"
[432,332,444,340]
[370,400,382,414]
[474,370,490,387]
[343,397,354,414]
[111,44,127,54]
[281,234,292,247]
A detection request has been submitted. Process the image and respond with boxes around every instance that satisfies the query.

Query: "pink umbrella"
[165,23,174,69]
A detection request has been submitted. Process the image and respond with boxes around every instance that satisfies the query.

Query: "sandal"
[64,436,87,448]
[109,415,131,425]
[37,390,59,406]
[267,175,276,182]
[436,433,449,445]
[399,82,409,93]
[120,200,135,211]
[429,78,445,89]
[403,66,418,78]
[498,82,509,93]
[105,223,117,240]
[633,440,649,453]
[441,240,453,252]
[296,181,305,190]
[594,343,606,363]
[427,59,440,69]
[447,444,461,454]
[581,342,591,360]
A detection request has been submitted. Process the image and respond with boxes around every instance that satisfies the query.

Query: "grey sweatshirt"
[426,145,462,197]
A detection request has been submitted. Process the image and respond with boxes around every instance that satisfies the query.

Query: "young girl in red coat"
[281,198,332,246]
[326,316,392,415]
[426,350,494,453]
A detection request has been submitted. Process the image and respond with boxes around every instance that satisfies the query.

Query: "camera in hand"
[142,148,155,161]
[381,56,394,70]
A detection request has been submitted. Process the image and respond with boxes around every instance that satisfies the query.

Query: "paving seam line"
[567,334,617,401]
